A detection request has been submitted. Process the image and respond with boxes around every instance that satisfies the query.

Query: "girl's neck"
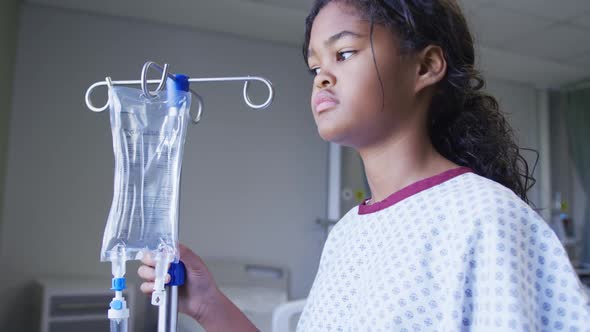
[358,125,458,204]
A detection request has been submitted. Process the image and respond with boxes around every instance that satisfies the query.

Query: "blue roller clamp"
[166,261,186,286]
[109,278,126,312]
[111,277,126,291]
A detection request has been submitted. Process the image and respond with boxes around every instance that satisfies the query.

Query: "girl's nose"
[315,70,336,89]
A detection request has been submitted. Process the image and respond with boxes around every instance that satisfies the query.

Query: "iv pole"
[85,61,274,332]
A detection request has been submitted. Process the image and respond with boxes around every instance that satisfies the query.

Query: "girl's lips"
[316,100,339,113]
[313,91,339,113]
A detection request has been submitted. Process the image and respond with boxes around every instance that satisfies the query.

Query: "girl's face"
[307,1,417,149]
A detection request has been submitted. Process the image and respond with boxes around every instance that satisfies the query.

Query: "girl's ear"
[414,45,447,94]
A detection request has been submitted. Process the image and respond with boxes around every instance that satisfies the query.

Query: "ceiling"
[26,0,590,88]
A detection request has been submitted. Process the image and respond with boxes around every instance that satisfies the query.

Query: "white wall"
[0,4,327,330]
[0,0,20,249]
[0,0,20,327]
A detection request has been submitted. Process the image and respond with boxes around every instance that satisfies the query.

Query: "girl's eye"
[337,50,356,61]
[308,67,321,76]
[308,51,355,77]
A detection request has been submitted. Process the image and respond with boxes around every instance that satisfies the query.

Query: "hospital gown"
[297,167,590,331]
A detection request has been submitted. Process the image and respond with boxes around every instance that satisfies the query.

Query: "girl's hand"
[137,243,218,322]
[137,243,259,331]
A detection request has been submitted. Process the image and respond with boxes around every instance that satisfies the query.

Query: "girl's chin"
[317,125,348,144]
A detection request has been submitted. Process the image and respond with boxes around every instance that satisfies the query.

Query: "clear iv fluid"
[101,85,191,262]
[110,318,128,332]
[112,113,178,243]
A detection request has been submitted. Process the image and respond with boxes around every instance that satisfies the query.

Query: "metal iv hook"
[85,61,275,124]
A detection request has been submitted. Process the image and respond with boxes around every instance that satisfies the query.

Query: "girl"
[138,0,590,330]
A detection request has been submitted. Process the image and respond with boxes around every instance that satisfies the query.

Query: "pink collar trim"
[358,167,473,215]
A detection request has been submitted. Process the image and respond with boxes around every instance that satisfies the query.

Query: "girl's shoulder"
[444,171,535,217]
[439,171,552,240]
[452,173,564,255]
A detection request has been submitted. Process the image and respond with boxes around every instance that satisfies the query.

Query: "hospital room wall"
[0,0,20,252]
[484,80,545,209]
[549,92,588,261]
[0,4,549,330]
[0,4,328,330]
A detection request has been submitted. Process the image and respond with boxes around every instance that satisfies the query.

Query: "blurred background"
[0,0,589,331]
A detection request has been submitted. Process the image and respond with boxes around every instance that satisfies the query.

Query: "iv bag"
[100,79,191,264]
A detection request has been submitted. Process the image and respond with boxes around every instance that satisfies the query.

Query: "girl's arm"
[197,288,260,332]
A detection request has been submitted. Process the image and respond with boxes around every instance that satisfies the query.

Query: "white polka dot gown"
[297,169,590,331]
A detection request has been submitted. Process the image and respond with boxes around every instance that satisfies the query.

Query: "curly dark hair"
[302,0,536,204]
